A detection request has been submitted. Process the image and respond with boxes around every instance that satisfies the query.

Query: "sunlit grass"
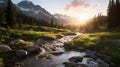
[67,32,120,49]
[0,26,71,67]
[22,25,69,32]
[0,58,3,67]
[9,30,64,40]
[64,32,120,67]
[0,25,71,44]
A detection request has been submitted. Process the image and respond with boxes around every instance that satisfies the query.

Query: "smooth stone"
[69,56,83,62]
[63,62,79,67]
[11,39,25,44]
[16,50,28,57]
[27,45,41,54]
[0,45,12,52]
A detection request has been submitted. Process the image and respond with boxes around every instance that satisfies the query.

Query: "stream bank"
[14,33,109,67]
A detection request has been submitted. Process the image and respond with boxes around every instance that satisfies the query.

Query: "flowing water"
[20,33,109,67]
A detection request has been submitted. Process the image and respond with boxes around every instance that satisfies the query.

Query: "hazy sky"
[12,0,108,19]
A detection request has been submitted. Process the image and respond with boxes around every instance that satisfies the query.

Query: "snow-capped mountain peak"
[16,0,53,22]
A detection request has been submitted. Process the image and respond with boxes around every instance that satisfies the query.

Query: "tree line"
[0,0,63,29]
[108,0,120,28]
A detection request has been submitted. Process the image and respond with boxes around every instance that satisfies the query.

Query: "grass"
[9,30,63,40]
[64,32,120,67]
[0,25,70,53]
[22,25,69,32]
[0,25,71,44]
[0,58,3,67]
[0,25,72,67]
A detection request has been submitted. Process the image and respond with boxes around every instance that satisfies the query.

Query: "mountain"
[0,0,8,7]
[0,0,78,26]
[0,0,55,28]
[16,0,54,22]
[54,14,79,25]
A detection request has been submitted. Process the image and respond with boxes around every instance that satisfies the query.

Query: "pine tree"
[108,0,114,28]
[108,0,120,28]
[0,8,6,27]
[50,19,54,27]
[6,0,17,29]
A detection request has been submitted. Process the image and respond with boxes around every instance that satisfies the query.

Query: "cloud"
[62,2,101,18]
[65,0,90,10]
[62,0,104,18]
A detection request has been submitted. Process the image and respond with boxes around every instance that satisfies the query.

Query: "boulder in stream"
[63,62,86,67]
[63,62,78,67]
[38,53,49,58]
[16,50,28,58]
[69,56,83,62]
[0,45,12,53]
[51,51,64,56]
[27,45,42,54]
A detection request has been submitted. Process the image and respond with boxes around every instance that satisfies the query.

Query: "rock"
[38,53,52,59]
[79,64,88,67]
[34,39,44,46]
[16,50,28,57]
[14,63,21,67]
[102,55,112,63]
[76,47,85,52]
[63,62,78,67]
[69,56,83,62]
[63,42,71,50]
[110,63,116,67]
[51,51,64,55]
[86,50,97,58]
[27,45,41,54]
[38,53,48,58]
[63,62,85,67]
[0,45,12,53]
[45,54,52,59]
[96,59,110,67]
[11,39,25,44]
[84,55,92,58]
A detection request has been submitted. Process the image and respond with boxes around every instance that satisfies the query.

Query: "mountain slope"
[0,0,8,7]
[54,14,79,25]
[16,0,54,22]
[0,0,54,28]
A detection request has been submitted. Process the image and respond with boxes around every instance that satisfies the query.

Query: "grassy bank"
[0,25,71,54]
[0,25,72,44]
[0,25,73,67]
[64,32,120,67]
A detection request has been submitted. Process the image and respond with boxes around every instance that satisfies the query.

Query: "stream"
[19,33,109,67]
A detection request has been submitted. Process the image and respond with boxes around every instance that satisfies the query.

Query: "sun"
[77,15,91,25]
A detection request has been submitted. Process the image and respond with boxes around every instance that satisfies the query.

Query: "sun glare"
[78,15,91,25]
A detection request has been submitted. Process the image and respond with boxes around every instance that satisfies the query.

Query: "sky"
[12,0,108,19]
